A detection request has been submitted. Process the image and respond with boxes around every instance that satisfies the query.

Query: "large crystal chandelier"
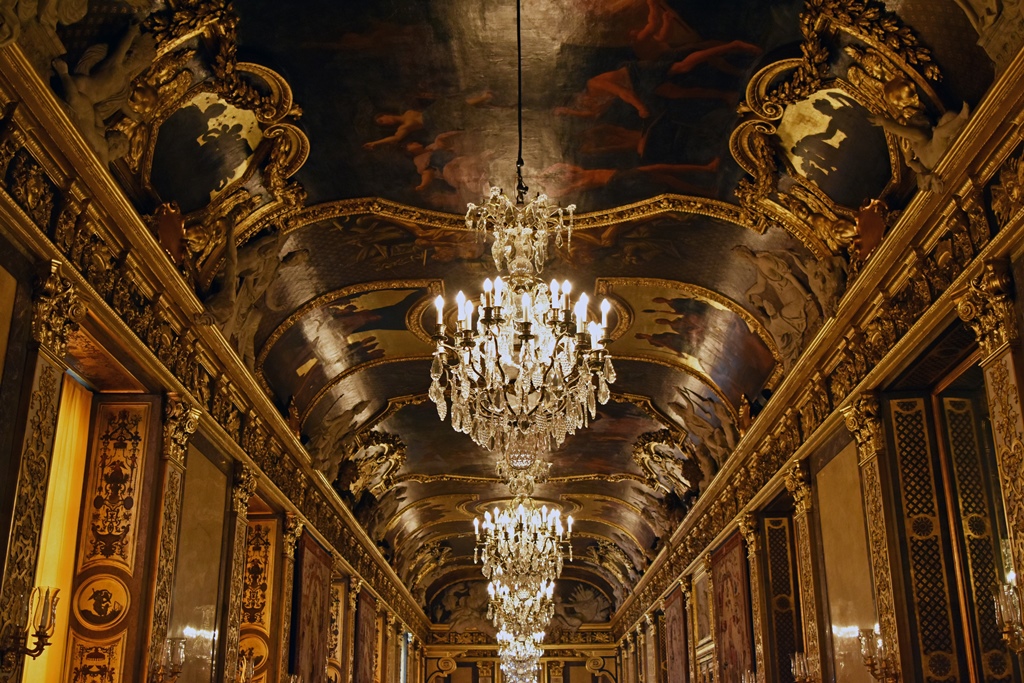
[427,0,616,454]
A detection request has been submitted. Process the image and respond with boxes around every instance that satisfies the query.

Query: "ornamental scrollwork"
[32,259,86,359]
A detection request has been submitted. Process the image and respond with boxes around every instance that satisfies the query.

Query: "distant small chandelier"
[426,0,615,455]
[497,628,545,683]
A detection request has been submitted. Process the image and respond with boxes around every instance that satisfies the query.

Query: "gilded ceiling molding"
[596,277,784,398]
[282,193,756,236]
[383,494,481,538]
[256,278,443,382]
[299,360,431,427]
[392,472,649,486]
[631,429,704,501]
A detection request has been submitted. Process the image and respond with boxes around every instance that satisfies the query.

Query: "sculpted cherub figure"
[869,77,969,192]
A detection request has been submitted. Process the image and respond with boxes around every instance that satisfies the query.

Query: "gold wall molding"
[738,514,767,683]
[841,393,902,675]
[784,462,822,682]
[144,394,201,680]
[278,513,304,683]
[223,464,258,683]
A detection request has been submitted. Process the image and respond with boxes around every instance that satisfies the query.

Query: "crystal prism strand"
[603,356,616,383]
[597,377,610,405]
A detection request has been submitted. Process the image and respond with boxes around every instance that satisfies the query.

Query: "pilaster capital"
[785,461,812,516]
[738,513,759,557]
[163,394,201,466]
[32,259,86,358]
[283,513,304,557]
[841,392,884,463]
[231,463,258,514]
[956,259,1017,358]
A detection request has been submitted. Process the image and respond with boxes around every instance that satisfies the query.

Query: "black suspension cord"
[515,0,528,205]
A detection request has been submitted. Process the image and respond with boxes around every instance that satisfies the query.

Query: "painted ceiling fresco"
[54,0,995,636]
[234,0,806,210]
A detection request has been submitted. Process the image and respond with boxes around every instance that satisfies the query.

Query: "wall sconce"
[994,579,1024,653]
[154,637,185,682]
[0,586,59,673]
[858,628,899,682]
[790,651,812,683]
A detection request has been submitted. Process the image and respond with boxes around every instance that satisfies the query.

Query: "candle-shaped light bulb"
[601,298,611,328]
[464,301,474,331]
[550,279,560,303]
[456,291,466,321]
[522,293,532,321]
[589,321,602,349]
[483,278,493,307]
[434,295,444,325]
[474,517,480,538]
[567,514,574,534]
[562,280,572,309]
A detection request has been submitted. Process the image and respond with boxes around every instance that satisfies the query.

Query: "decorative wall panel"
[815,442,875,683]
[65,397,160,683]
[763,517,799,683]
[888,397,962,682]
[354,589,378,683]
[292,531,333,683]
[241,517,278,683]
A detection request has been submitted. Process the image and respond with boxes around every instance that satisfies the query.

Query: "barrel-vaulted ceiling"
[56,0,991,635]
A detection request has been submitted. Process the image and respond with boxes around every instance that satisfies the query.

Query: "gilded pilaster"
[841,393,902,679]
[636,622,646,683]
[739,514,767,683]
[346,577,363,683]
[145,394,200,682]
[0,261,83,682]
[682,577,696,683]
[223,463,258,683]
[785,462,822,683]
[957,260,1024,583]
[643,611,660,683]
[279,514,304,683]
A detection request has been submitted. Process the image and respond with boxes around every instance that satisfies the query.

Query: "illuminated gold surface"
[816,441,876,683]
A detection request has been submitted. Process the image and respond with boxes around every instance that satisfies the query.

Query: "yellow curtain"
[22,373,92,683]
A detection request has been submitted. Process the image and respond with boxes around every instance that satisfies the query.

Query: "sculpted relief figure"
[633,430,703,498]
[549,585,612,636]
[0,0,90,48]
[733,244,818,366]
[52,21,157,165]
[201,222,308,369]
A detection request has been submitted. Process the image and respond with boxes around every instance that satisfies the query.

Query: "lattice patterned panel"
[942,397,1013,682]
[764,517,799,683]
[889,398,961,683]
